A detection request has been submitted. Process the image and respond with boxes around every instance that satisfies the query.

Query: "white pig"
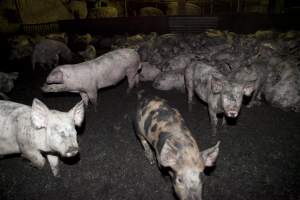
[0,98,84,176]
[42,48,141,106]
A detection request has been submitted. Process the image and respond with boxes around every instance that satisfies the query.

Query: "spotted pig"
[135,95,220,200]
[0,98,84,176]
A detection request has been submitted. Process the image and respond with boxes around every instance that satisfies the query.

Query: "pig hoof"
[53,171,61,177]
[149,160,155,165]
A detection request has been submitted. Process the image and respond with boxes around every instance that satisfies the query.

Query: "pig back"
[83,48,140,88]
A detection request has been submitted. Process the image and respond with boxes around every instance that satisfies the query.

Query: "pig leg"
[126,68,139,93]
[80,92,89,106]
[208,108,218,136]
[47,154,60,177]
[137,134,155,165]
[247,89,261,108]
[221,116,226,126]
[22,150,46,169]
[185,66,194,111]
[87,89,98,106]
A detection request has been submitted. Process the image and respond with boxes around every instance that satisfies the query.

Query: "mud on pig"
[135,95,220,200]
[42,48,141,107]
[0,98,84,176]
[185,61,255,135]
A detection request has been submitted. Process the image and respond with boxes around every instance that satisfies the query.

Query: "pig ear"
[46,69,63,84]
[160,139,178,168]
[31,98,49,129]
[201,141,220,167]
[69,100,85,127]
[243,80,256,96]
[211,75,223,94]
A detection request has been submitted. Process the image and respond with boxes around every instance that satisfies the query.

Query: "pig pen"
[0,56,299,200]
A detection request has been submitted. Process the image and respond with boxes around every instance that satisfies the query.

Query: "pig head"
[0,98,85,176]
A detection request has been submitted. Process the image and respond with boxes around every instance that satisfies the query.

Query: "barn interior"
[0,0,299,200]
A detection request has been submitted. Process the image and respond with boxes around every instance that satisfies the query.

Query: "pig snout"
[65,146,79,157]
[226,110,239,118]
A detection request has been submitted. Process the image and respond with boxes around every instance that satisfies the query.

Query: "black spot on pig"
[155,105,176,122]
[173,141,184,150]
[151,124,157,132]
[144,110,156,133]
[156,132,172,153]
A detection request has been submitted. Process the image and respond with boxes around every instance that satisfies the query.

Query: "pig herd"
[1,29,300,200]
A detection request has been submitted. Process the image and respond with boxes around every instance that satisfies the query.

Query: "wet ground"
[0,60,299,200]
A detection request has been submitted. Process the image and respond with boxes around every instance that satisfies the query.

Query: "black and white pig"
[42,48,141,107]
[185,61,255,135]
[0,98,84,176]
[0,72,18,99]
[135,95,220,200]
[31,39,73,71]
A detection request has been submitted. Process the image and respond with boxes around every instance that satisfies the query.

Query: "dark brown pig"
[135,95,220,200]
[185,61,255,135]
[42,48,141,107]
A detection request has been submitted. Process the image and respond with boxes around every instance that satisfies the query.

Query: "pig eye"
[176,177,183,184]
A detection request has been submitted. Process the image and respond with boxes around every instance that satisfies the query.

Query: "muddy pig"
[0,72,18,99]
[42,48,141,106]
[31,39,73,71]
[152,70,185,92]
[263,60,300,112]
[0,98,84,176]
[228,62,267,108]
[135,95,220,200]
[185,61,255,135]
[139,62,161,82]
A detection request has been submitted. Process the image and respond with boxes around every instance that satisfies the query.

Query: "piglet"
[42,48,141,107]
[135,95,220,200]
[0,98,84,176]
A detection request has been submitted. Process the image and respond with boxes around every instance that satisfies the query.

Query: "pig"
[139,62,161,82]
[135,95,220,200]
[42,48,141,106]
[185,61,255,135]
[152,70,185,92]
[0,72,18,99]
[0,98,84,176]
[263,60,300,112]
[31,39,73,71]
